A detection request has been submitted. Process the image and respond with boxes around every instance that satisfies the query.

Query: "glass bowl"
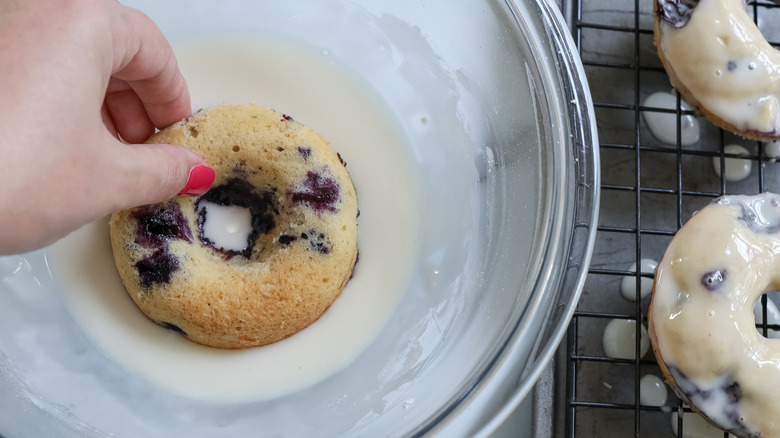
[0,0,598,436]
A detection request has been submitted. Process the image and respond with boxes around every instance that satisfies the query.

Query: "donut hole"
[754,291,780,339]
[198,202,253,252]
[195,178,279,261]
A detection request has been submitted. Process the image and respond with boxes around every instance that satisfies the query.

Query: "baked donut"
[649,193,780,438]
[653,0,780,141]
[109,104,359,349]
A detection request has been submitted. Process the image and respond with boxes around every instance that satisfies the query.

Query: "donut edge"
[648,266,736,435]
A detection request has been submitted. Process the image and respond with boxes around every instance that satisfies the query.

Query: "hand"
[0,0,213,255]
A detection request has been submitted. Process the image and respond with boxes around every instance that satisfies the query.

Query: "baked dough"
[649,193,780,438]
[109,104,359,349]
[654,0,780,141]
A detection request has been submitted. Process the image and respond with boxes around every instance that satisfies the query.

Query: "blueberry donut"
[649,193,780,437]
[654,0,780,141]
[109,104,358,349]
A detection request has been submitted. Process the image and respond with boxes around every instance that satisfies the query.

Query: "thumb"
[96,138,215,212]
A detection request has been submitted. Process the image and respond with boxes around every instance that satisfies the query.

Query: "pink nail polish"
[178,165,215,196]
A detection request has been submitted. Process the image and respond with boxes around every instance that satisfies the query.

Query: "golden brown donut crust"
[109,104,358,349]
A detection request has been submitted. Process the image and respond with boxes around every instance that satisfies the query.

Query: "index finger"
[108,4,191,129]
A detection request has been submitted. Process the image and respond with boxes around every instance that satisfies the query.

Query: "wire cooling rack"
[556,0,780,436]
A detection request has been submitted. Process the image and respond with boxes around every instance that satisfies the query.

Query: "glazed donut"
[109,104,359,349]
[649,193,780,438]
[653,0,780,141]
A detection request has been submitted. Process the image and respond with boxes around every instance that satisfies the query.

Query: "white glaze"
[712,144,751,182]
[657,0,780,139]
[765,141,780,160]
[620,258,658,301]
[642,91,700,145]
[197,202,252,252]
[602,318,650,360]
[650,193,780,437]
[50,35,422,403]
[640,374,668,407]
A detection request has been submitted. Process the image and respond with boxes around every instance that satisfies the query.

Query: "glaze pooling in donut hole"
[195,178,278,259]
[109,104,359,349]
[654,0,780,141]
[649,193,780,437]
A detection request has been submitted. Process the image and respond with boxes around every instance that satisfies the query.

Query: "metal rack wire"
[559,0,780,436]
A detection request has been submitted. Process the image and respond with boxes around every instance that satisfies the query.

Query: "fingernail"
[178,165,215,196]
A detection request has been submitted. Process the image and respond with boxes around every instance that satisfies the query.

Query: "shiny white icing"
[712,144,751,182]
[657,0,780,139]
[198,201,253,252]
[642,91,700,145]
[639,374,668,407]
[602,318,650,359]
[765,140,780,160]
[620,258,658,301]
[650,193,780,437]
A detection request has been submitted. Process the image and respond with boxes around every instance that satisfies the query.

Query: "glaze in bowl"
[0,1,598,436]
